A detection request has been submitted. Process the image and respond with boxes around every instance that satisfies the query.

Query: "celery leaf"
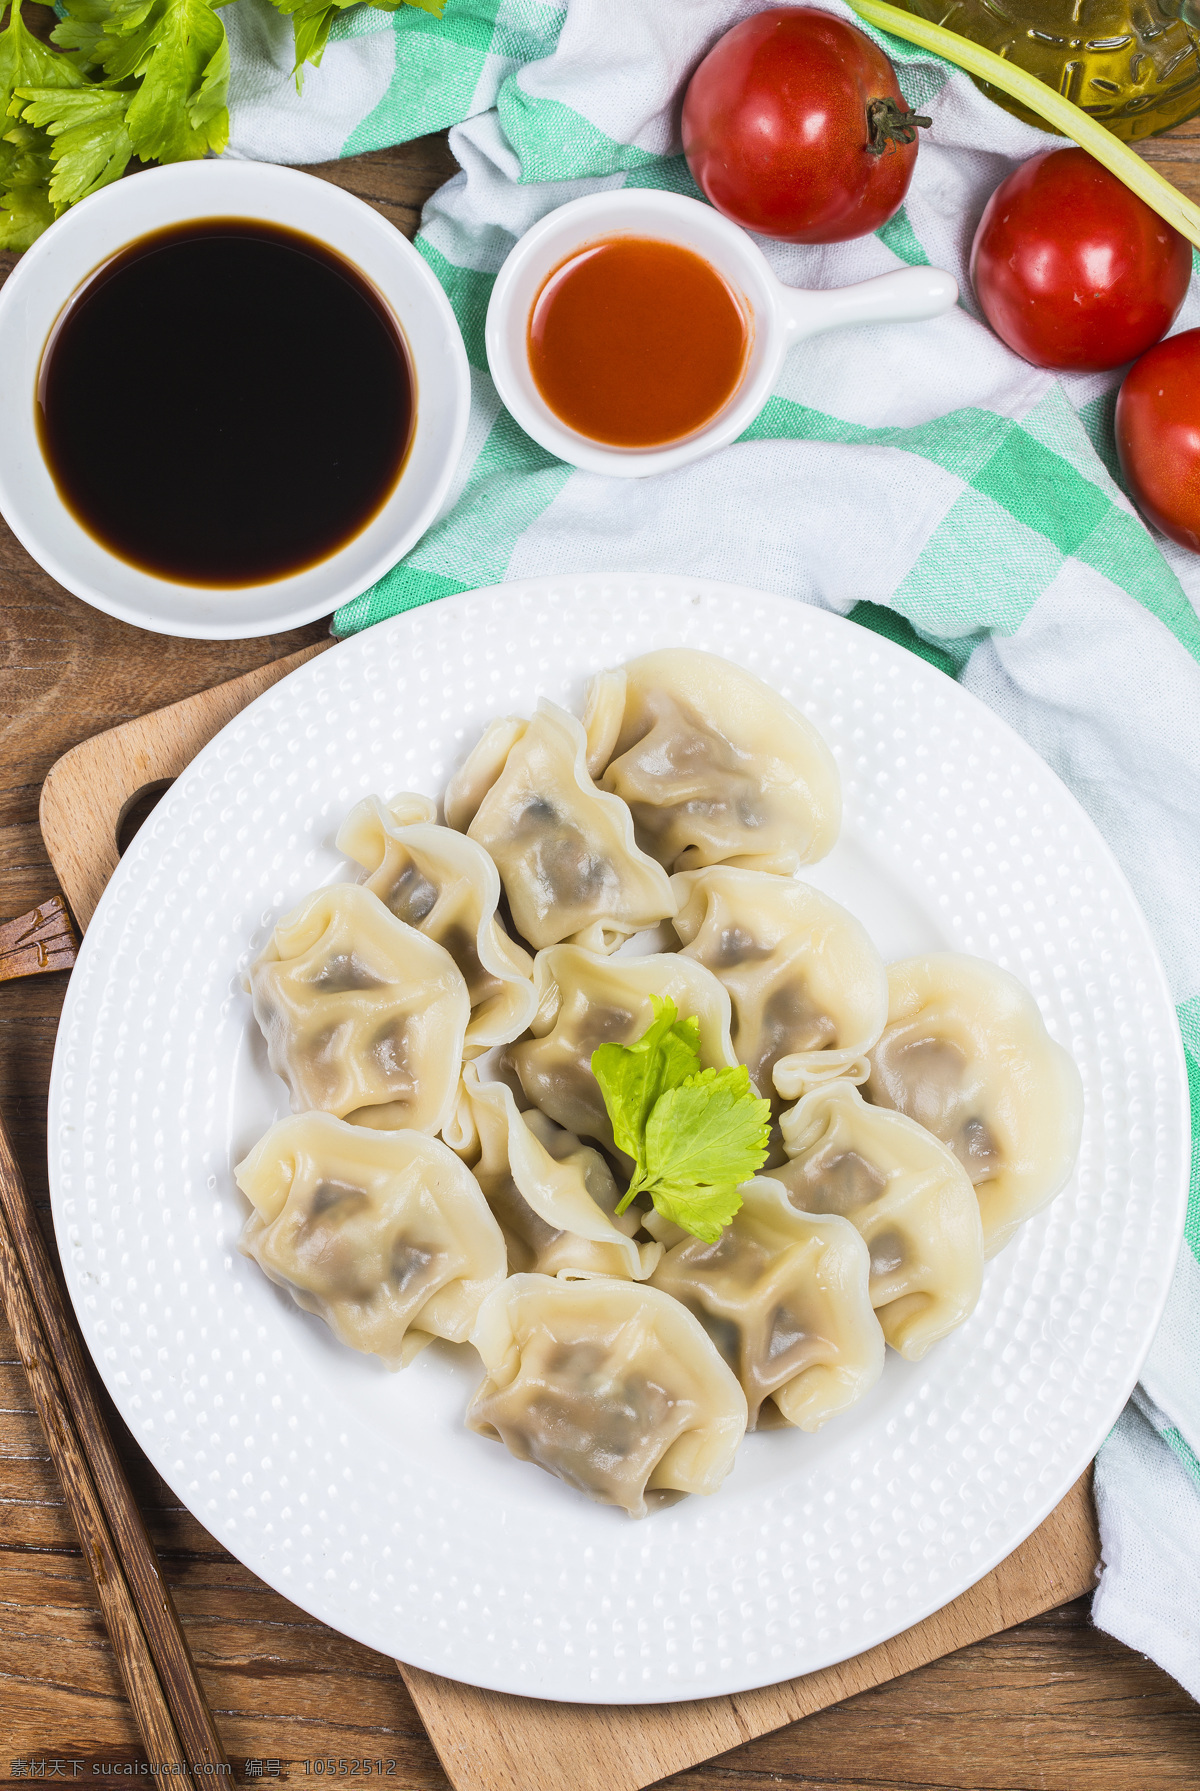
[593,1002,771,1242]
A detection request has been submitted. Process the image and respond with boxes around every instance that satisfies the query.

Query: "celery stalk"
[847,0,1200,250]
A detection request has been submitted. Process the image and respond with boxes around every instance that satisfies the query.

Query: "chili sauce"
[527,236,749,449]
[37,219,414,588]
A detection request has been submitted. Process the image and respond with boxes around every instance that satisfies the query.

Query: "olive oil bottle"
[895,0,1200,139]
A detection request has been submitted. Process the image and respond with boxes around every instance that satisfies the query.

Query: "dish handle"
[777,264,959,341]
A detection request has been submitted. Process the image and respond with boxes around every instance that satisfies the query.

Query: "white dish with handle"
[485,189,958,476]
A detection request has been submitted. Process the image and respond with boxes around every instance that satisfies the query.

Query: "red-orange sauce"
[528,236,749,449]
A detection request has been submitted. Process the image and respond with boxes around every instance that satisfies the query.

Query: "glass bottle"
[894,0,1200,139]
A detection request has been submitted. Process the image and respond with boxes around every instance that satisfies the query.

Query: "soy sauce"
[37,218,415,587]
[528,236,748,449]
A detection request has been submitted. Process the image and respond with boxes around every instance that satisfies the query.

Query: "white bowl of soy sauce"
[0,161,470,639]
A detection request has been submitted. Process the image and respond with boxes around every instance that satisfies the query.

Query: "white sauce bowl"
[0,161,470,640]
[485,188,958,479]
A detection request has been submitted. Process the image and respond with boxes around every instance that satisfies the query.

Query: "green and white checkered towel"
[226,0,1200,1694]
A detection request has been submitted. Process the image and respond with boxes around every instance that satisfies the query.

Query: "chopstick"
[0,897,78,982]
[0,1077,230,1768]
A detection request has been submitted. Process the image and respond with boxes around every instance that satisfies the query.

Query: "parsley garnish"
[593,996,771,1244]
[0,0,443,250]
[267,0,443,91]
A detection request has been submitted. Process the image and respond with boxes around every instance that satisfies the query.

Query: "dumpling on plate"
[447,1063,661,1281]
[466,1274,747,1516]
[864,954,1084,1258]
[443,698,675,953]
[247,882,469,1134]
[765,1079,984,1360]
[647,1178,884,1430]
[336,792,536,1056]
[671,867,889,1104]
[583,648,841,873]
[235,1112,506,1368]
[505,944,737,1153]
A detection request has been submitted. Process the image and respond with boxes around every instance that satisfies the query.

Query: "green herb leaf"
[47,0,121,72]
[54,0,231,164]
[639,1065,771,1242]
[644,1174,745,1245]
[1,0,80,94]
[15,86,132,207]
[0,133,55,250]
[263,0,443,90]
[287,0,339,85]
[592,995,701,1163]
[1,0,84,248]
[592,1003,771,1243]
[126,0,228,161]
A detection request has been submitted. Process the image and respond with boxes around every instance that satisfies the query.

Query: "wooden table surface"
[2,32,1200,1783]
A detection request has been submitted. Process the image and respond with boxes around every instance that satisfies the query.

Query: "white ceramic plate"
[48,574,1188,1704]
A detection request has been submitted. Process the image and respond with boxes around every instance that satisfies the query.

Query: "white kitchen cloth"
[224,0,1200,1696]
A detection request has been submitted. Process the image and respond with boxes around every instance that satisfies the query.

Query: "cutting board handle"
[40,645,327,932]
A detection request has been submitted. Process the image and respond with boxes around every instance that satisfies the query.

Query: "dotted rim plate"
[47,576,1189,1704]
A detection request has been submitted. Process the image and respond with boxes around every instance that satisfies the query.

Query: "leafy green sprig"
[270,0,441,91]
[592,997,771,1244]
[1,0,92,249]
[0,0,441,251]
[0,0,227,250]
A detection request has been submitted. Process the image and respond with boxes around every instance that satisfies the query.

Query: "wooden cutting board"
[39,643,1102,1791]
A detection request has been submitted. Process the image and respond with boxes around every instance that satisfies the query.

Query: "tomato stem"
[865,96,931,155]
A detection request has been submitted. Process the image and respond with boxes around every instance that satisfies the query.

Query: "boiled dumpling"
[506,945,737,1154]
[247,883,469,1134]
[671,867,889,1104]
[235,1112,506,1368]
[441,718,526,827]
[765,1080,983,1360]
[466,1274,747,1516]
[583,648,840,873]
[864,954,1083,1257]
[443,699,675,953]
[336,793,536,1056]
[647,1178,884,1430]
[448,1063,661,1280]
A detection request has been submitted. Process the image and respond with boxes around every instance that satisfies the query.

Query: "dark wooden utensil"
[0,896,78,981]
[0,901,229,1773]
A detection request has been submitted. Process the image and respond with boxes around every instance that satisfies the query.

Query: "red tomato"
[682,7,926,245]
[970,148,1190,373]
[1117,328,1200,552]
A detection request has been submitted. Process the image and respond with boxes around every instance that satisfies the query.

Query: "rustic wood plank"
[401,1475,1101,1791]
[656,1606,1200,1791]
[2,118,1199,1790]
[298,137,460,238]
[1139,112,1200,195]
[40,644,330,929]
